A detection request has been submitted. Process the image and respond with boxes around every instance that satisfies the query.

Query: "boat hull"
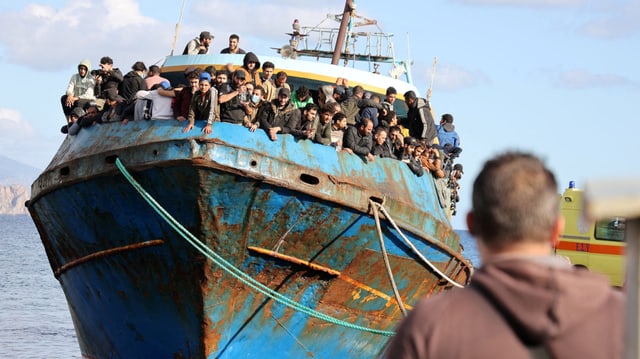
[29,109,470,357]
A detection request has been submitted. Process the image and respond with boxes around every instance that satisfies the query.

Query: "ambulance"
[555,182,626,287]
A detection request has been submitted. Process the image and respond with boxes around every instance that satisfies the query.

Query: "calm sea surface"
[0,214,479,358]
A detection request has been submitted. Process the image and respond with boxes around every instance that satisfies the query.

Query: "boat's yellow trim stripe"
[556,240,625,255]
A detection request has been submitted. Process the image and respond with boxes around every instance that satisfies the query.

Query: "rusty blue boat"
[27,3,472,358]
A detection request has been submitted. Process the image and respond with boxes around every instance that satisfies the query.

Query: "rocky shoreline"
[0,185,30,215]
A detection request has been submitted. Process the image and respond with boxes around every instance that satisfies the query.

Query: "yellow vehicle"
[555,182,626,287]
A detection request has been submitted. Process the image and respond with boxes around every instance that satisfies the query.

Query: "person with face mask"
[243,85,268,132]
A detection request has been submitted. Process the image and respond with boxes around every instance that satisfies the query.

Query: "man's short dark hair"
[386,86,397,96]
[149,65,161,74]
[230,34,240,41]
[262,61,275,70]
[404,90,417,101]
[332,112,346,124]
[321,103,336,115]
[303,103,318,113]
[204,65,217,77]
[471,152,559,249]
[100,56,113,65]
[131,61,147,72]
[297,86,309,100]
[442,113,454,123]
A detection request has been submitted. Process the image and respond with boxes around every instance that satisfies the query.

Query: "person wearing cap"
[258,87,300,141]
[183,31,213,55]
[220,34,246,54]
[218,69,249,125]
[134,81,175,121]
[383,152,624,359]
[436,113,460,148]
[183,73,218,134]
[100,88,126,123]
[61,59,96,124]
[342,118,375,162]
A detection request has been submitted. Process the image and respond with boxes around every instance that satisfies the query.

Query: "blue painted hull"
[29,58,471,358]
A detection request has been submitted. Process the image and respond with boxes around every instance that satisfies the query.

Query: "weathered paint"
[28,60,471,358]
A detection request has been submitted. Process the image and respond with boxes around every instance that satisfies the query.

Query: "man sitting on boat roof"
[183,31,213,55]
[383,152,624,358]
[220,33,246,54]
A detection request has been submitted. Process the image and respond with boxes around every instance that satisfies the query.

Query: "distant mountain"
[0,155,42,186]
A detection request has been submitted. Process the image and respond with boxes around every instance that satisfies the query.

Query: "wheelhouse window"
[594,217,626,242]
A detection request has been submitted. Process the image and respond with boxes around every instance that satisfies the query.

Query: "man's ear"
[466,211,475,236]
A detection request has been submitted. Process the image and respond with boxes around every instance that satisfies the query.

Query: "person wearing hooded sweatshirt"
[237,52,262,88]
[436,113,460,148]
[403,90,437,145]
[382,152,624,359]
[60,59,96,123]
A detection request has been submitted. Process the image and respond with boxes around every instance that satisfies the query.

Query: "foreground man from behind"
[382,152,624,359]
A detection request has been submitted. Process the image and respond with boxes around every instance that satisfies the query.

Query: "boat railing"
[293,26,395,64]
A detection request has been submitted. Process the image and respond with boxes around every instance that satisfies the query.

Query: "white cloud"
[450,0,586,7]
[0,108,60,169]
[0,108,34,134]
[578,1,640,39]
[0,0,164,71]
[554,69,638,89]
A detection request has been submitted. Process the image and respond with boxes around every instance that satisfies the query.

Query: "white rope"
[371,200,407,317]
[373,202,465,289]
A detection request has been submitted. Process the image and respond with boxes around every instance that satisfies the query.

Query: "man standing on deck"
[382,152,624,359]
[403,90,437,145]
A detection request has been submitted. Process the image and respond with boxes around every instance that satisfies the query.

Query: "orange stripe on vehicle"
[556,241,625,255]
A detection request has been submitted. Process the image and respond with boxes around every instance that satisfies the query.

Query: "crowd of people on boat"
[60,34,463,209]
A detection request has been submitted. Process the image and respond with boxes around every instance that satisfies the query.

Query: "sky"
[0,0,638,229]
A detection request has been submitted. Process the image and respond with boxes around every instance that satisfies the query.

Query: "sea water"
[0,215,80,358]
[0,214,480,358]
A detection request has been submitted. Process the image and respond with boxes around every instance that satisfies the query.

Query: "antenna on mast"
[170,0,188,55]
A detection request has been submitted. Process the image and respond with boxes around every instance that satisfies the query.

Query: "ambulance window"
[594,217,626,242]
